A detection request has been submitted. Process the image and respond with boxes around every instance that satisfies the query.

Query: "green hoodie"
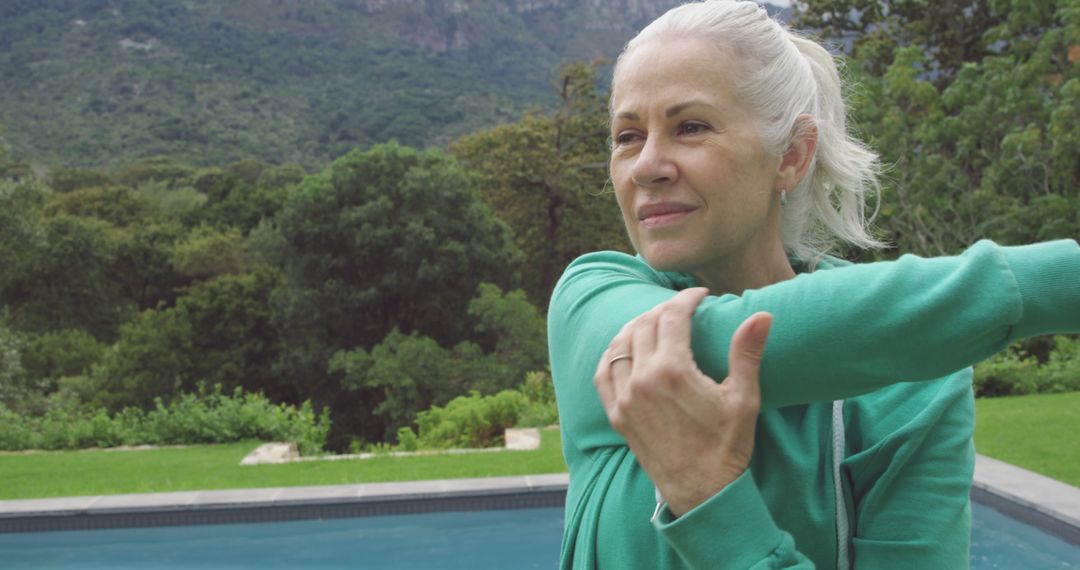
[548,239,1080,569]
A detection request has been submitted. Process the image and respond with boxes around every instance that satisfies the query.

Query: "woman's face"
[609,36,783,276]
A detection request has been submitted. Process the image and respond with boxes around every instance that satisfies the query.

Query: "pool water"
[971,502,1079,569]
[1,503,1076,568]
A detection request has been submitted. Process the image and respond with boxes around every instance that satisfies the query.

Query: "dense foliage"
[0,139,548,452]
[0,1,1076,454]
[0,386,329,454]
[396,372,559,451]
[974,336,1080,397]
[452,61,630,303]
[796,0,1080,257]
[0,0,685,169]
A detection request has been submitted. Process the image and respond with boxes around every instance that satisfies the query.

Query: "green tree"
[171,224,248,280]
[328,329,488,443]
[3,167,196,337]
[177,264,289,402]
[193,161,299,232]
[797,0,1079,256]
[88,307,193,411]
[113,157,195,189]
[48,168,112,194]
[87,264,287,411]
[3,214,135,340]
[468,283,548,391]
[21,329,106,383]
[45,185,152,227]
[274,142,520,352]
[453,60,629,306]
[111,222,189,311]
[0,179,49,296]
[272,142,522,448]
[328,283,547,444]
[795,0,1007,83]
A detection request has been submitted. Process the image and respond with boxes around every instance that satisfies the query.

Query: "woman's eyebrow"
[665,100,710,117]
[613,100,712,122]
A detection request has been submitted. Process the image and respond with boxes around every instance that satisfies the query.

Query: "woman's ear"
[775,114,818,191]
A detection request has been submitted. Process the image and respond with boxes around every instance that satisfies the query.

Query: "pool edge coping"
[0,473,570,518]
[971,454,1080,544]
[1,455,1078,544]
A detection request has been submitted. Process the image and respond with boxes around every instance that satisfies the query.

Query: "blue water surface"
[1,502,1077,569]
[970,502,1079,569]
[0,508,562,570]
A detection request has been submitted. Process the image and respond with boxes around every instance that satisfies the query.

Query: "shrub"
[396,426,419,452]
[393,371,559,451]
[974,336,1080,398]
[411,390,528,450]
[516,370,559,428]
[973,350,1040,397]
[1041,336,1080,393]
[0,386,330,454]
[0,325,27,408]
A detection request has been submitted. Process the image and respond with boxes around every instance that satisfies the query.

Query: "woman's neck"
[689,244,797,296]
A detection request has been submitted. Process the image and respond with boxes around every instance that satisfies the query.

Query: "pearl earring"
[780,188,788,206]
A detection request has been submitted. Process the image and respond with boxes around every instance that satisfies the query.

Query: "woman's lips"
[638,203,698,229]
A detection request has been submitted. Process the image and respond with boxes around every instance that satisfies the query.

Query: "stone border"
[971,454,1080,545]
[1,454,1078,544]
[0,474,568,533]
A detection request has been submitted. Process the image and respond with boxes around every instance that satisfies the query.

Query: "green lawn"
[0,427,568,500]
[3,393,1076,501]
[974,391,1080,487]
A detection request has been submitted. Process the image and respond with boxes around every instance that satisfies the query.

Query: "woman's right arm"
[549,239,1080,453]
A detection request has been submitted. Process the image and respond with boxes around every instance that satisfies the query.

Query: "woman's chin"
[640,247,696,274]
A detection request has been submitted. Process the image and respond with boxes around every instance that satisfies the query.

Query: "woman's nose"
[630,136,677,188]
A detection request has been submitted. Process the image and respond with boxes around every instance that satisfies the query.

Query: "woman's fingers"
[594,348,617,412]
[724,311,773,404]
[630,311,658,364]
[655,287,709,356]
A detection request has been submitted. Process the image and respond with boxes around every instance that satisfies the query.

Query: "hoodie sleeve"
[550,239,1080,454]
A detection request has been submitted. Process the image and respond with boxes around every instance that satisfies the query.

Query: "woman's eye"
[615,132,641,145]
[679,122,708,135]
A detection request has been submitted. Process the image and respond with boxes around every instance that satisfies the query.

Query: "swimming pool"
[2,502,1077,568]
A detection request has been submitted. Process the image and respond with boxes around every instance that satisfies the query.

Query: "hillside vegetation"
[0,0,1076,455]
[0,0,700,169]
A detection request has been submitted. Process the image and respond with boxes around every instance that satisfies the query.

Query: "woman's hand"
[594,287,773,517]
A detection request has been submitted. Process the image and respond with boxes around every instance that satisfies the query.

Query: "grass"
[974,391,1080,487]
[3,392,1076,501]
[0,427,567,500]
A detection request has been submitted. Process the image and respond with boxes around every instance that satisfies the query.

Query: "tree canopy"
[797,0,1079,256]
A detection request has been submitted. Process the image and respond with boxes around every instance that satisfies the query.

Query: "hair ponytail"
[786,36,885,261]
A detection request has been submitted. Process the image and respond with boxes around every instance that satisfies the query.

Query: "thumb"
[726,312,773,394]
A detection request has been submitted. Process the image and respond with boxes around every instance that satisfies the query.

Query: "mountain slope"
[0,0,788,169]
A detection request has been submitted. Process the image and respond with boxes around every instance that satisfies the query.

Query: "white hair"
[615,0,885,262]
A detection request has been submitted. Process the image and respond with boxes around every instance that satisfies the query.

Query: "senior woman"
[547,1,1080,568]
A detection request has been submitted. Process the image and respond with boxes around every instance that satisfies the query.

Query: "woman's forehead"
[610,37,742,116]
